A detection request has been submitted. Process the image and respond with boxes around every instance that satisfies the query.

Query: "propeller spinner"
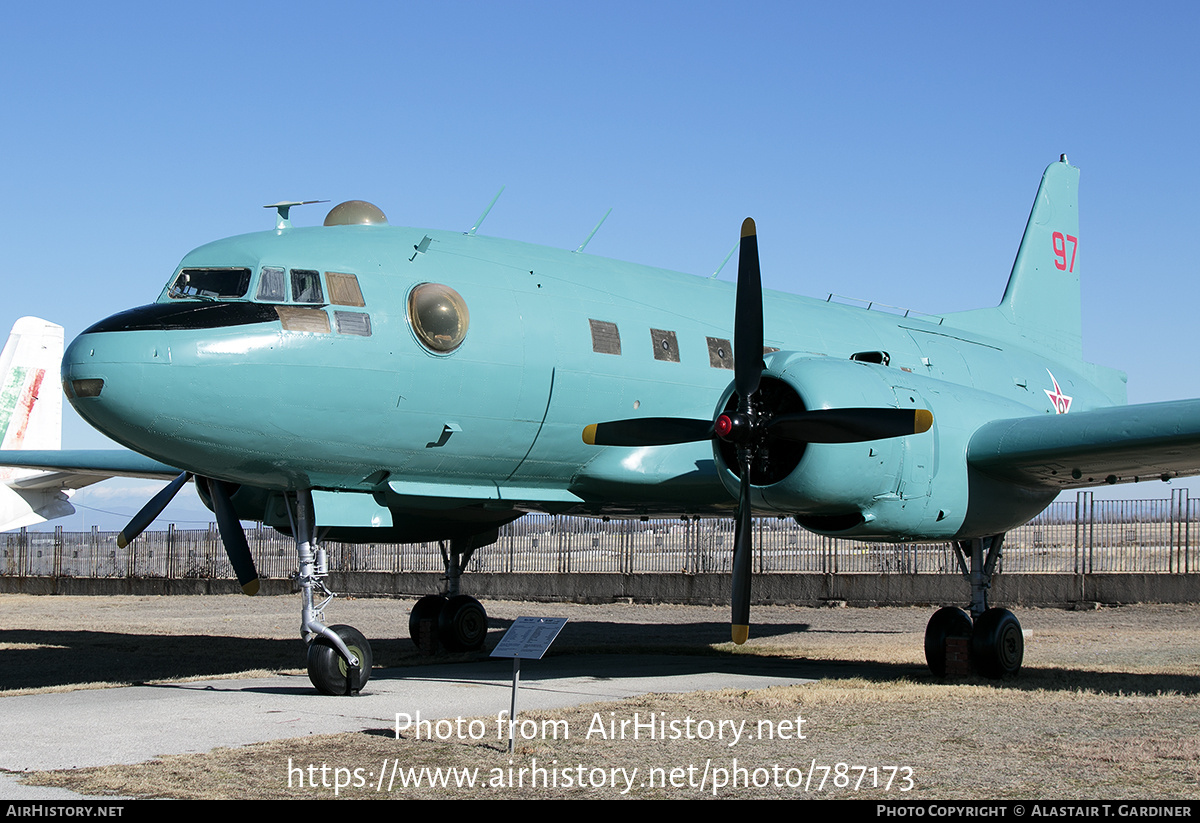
[582,218,933,643]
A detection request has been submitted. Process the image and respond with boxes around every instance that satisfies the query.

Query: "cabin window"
[408,282,469,353]
[275,306,331,333]
[335,311,372,337]
[326,272,366,306]
[168,268,252,299]
[651,329,679,362]
[291,269,324,303]
[589,320,621,355]
[256,267,286,301]
[707,336,733,369]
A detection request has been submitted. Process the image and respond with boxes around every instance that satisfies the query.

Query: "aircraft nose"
[61,324,171,446]
[62,333,105,400]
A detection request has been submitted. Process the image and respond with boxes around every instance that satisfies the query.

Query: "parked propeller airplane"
[3,155,1200,693]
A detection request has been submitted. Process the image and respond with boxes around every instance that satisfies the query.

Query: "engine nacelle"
[713,354,1046,541]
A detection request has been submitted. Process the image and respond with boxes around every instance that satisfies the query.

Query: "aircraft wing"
[0,449,183,485]
[966,399,1200,489]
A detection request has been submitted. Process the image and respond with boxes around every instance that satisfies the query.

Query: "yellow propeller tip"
[740,218,756,238]
[732,625,749,645]
[914,409,933,433]
[582,424,598,445]
[242,579,260,596]
[116,534,129,549]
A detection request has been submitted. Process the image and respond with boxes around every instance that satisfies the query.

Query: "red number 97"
[1052,231,1077,272]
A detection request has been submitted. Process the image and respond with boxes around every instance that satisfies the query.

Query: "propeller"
[117,472,260,596]
[581,217,933,644]
[117,471,191,548]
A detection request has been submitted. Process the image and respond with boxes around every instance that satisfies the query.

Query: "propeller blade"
[727,218,766,644]
[730,449,753,645]
[207,478,260,596]
[734,217,764,401]
[117,471,191,548]
[768,408,933,444]
[582,417,713,447]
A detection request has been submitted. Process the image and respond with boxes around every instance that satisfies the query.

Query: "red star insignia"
[1044,370,1072,414]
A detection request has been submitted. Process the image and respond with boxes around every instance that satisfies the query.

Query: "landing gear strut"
[924,534,1023,679]
[288,490,372,694]
[409,534,492,653]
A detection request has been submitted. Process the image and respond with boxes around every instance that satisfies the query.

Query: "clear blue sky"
[3,1,1199,529]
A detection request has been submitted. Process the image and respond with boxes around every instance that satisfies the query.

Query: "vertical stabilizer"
[997,157,1081,358]
[0,317,73,531]
[943,157,1083,361]
[0,317,63,456]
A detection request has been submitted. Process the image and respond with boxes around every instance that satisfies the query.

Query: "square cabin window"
[291,269,324,303]
[326,272,366,306]
[256,267,286,302]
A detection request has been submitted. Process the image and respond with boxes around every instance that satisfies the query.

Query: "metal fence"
[2,490,1194,582]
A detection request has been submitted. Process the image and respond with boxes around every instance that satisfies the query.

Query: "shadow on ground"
[2,614,1197,699]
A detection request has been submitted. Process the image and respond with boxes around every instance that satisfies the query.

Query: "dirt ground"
[4,594,1200,798]
[0,593,1197,691]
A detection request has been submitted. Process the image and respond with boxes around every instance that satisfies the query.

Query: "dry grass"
[5,595,1200,799]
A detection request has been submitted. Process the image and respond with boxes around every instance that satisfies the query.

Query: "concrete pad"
[0,654,812,796]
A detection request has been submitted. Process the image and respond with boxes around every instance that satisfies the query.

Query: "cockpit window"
[326,272,365,306]
[169,268,252,299]
[291,269,324,303]
[256,267,286,302]
[408,282,469,353]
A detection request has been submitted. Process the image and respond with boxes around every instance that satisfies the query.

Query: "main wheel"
[924,606,972,677]
[409,594,448,648]
[970,608,1023,679]
[307,624,373,695]
[438,595,488,652]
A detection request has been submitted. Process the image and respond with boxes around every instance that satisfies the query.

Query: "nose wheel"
[308,624,373,695]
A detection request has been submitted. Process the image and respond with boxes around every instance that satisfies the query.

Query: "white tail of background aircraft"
[0,317,81,531]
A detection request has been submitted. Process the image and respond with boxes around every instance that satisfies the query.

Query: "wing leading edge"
[967,399,1200,489]
[0,449,183,485]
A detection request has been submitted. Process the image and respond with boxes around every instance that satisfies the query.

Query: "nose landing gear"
[288,490,373,695]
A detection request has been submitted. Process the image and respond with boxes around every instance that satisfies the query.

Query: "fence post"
[1074,490,1094,574]
[1170,487,1189,574]
[53,525,63,580]
[166,523,176,581]
[1190,495,1195,574]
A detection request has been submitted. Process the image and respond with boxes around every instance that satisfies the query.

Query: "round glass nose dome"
[407,282,469,353]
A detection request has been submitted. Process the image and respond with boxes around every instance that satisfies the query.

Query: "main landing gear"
[924,534,1024,679]
[408,535,491,653]
[287,490,373,695]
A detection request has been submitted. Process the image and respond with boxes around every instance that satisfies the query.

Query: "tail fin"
[943,157,1082,359]
[0,317,73,530]
[0,317,63,455]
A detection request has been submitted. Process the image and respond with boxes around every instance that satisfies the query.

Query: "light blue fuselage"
[61,221,1124,543]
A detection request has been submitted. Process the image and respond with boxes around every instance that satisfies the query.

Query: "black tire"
[970,608,1024,679]
[924,606,972,676]
[438,595,488,652]
[409,594,448,648]
[307,624,373,695]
